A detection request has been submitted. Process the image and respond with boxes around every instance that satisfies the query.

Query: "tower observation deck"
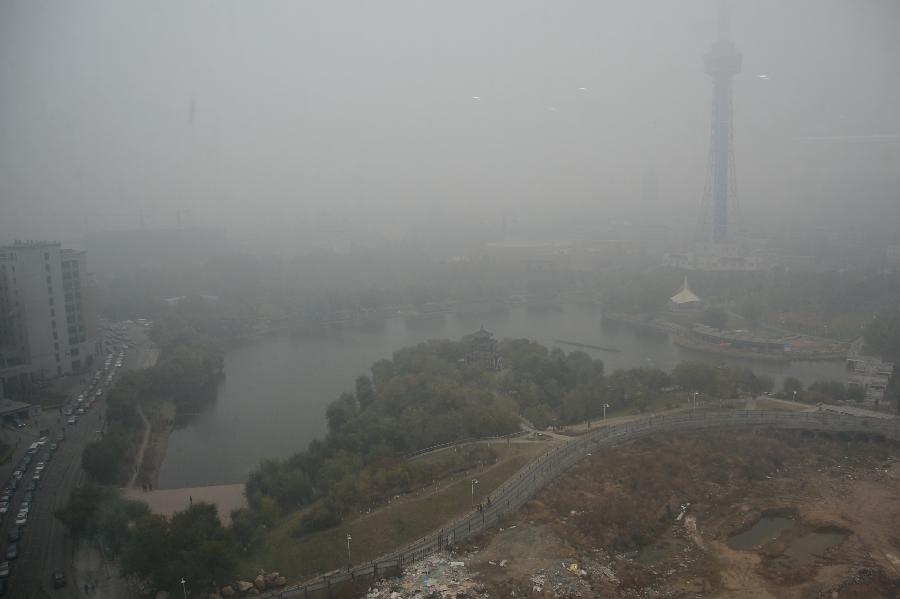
[700,0,742,243]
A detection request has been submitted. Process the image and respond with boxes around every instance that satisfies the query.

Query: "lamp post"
[602,403,610,421]
[180,577,187,599]
[346,534,352,568]
[793,390,798,402]
[471,478,479,507]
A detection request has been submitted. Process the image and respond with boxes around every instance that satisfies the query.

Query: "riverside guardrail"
[269,410,900,598]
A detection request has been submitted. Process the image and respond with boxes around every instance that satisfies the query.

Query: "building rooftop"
[670,277,702,305]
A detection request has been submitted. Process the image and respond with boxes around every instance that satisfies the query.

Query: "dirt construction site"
[363,429,900,598]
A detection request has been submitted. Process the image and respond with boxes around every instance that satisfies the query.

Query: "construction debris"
[365,553,488,599]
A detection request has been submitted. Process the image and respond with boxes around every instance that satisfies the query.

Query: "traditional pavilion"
[668,277,704,312]
[465,327,503,371]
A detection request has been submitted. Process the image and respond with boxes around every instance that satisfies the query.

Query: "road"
[1,322,153,598]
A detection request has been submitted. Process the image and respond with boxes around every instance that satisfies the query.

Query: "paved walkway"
[127,403,150,489]
[122,483,247,524]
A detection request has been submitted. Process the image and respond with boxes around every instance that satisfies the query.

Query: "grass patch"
[239,443,545,580]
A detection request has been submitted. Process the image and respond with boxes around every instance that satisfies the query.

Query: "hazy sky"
[1,1,898,249]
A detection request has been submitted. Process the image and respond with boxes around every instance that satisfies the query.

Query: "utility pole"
[346,534,352,568]
[471,479,479,508]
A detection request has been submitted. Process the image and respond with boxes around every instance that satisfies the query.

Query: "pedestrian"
[189,495,193,505]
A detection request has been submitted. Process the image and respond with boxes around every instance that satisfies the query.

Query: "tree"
[355,375,375,410]
[701,306,729,329]
[740,297,763,325]
[672,363,719,396]
[783,377,803,398]
[82,437,128,484]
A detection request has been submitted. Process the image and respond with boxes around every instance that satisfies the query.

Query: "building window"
[49,297,53,306]
[54,342,59,351]
[70,347,80,357]
[44,252,49,260]
[51,319,56,328]
[45,263,51,272]
[55,353,60,362]
[52,331,58,340]
[50,308,55,317]
[46,275,51,285]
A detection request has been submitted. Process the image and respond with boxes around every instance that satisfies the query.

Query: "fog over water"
[159,304,845,488]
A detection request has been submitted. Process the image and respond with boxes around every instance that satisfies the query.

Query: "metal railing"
[267,410,900,598]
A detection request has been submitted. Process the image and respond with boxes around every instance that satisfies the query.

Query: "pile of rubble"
[207,571,287,598]
[365,553,489,599]
[525,555,619,598]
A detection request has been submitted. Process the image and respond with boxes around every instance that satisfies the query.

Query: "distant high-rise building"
[0,241,102,390]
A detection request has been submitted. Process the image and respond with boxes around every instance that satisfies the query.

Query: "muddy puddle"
[636,536,688,565]
[728,509,849,567]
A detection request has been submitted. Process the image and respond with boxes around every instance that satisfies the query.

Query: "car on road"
[11,471,21,481]
[25,480,36,492]
[52,570,67,588]
[63,407,72,416]
[14,512,26,527]
[22,492,32,503]
[76,407,85,415]
[67,416,77,425]
[14,420,25,429]
[32,471,42,482]
[7,528,20,543]
[0,503,8,516]
[50,443,58,452]
[0,561,9,578]
[55,432,65,442]
[37,436,48,445]
[5,544,16,561]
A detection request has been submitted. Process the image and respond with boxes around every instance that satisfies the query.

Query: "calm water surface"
[158,304,846,488]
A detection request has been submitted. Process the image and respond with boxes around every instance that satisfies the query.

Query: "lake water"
[158,303,846,488]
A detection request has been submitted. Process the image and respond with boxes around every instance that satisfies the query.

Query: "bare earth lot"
[389,430,900,598]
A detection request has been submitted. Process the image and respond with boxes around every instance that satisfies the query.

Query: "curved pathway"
[127,403,151,489]
[268,409,900,598]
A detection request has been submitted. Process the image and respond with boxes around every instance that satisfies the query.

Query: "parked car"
[52,570,67,588]
[0,560,9,578]
[67,417,77,425]
[5,544,16,561]
[6,528,19,543]
[14,512,26,527]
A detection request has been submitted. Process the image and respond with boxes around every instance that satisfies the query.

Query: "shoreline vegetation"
[59,321,881,596]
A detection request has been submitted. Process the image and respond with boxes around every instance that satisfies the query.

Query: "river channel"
[158,303,846,488]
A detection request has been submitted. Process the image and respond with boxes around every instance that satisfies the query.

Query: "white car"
[67,417,77,425]
[15,512,27,526]
[0,503,8,516]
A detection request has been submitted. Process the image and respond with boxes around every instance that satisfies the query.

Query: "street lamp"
[346,534,352,567]
[793,390,798,402]
[602,403,610,421]
[471,478,479,507]
[180,577,187,599]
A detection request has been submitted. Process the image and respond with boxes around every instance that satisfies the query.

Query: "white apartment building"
[0,241,101,388]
